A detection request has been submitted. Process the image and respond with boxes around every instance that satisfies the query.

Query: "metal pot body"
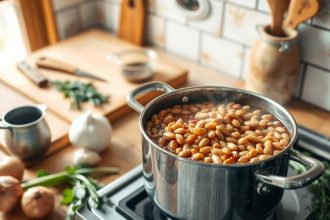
[143,137,287,220]
[127,82,324,220]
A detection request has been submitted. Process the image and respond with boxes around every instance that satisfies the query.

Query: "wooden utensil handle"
[17,61,48,88]
[268,0,290,36]
[36,56,77,74]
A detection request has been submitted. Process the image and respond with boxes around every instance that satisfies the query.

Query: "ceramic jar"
[246,25,300,104]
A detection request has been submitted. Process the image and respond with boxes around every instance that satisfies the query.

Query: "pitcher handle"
[127,81,175,113]
[256,151,324,189]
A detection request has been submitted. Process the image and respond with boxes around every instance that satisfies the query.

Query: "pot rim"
[139,85,298,168]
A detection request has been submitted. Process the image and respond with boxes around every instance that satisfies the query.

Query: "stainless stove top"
[77,126,329,220]
[76,165,313,220]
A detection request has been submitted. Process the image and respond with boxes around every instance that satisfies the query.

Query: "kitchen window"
[0,0,26,67]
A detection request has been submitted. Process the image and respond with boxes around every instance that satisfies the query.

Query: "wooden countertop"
[0,29,329,219]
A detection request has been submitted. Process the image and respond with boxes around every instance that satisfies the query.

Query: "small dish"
[107,49,157,83]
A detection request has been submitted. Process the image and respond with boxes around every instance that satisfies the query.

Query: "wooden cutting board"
[0,29,188,123]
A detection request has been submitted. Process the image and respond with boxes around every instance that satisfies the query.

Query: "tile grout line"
[239,45,248,80]
[298,62,308,98]
[219,0,226,37]
[76,5,84,33]
[54,3,83,15]
[309,23,330,32]
[197,30,203,64]
[254,0,259,10]
[163,18,169,52]
[302,61,330,73]
[226,1,270,15]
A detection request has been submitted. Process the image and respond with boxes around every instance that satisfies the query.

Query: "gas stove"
[76,126,330,220]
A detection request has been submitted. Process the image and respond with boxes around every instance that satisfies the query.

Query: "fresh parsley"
[51,80,109,110]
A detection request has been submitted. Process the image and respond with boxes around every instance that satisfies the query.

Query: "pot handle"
[127,81,175,113]
[256,151,324,189]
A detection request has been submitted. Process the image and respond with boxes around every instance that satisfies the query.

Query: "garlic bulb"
[69,111,112,152]
[73,148,101,166]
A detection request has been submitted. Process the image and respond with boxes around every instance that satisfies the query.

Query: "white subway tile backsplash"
[80,1,97,29]
[107,3,121,32]
[189,0,224,36]
[294,64,305,97]
[299,24,330,70]
[228,0,256,9]
[302,66,330,111]
[147,15,165,47]
[166,22,199,61]
[52,0,330,112]
[242,47,251,79]
[257,0,270,13]
[95,1,120,32]
[95,1,108,28]
[52,0,82,11]
[312,0,330,29]
[103,0,121,3]
[147,0,156,13]
[155,0,186,23]
[56,8,81,40]
[223,4,269,46]
[201,34,243,77]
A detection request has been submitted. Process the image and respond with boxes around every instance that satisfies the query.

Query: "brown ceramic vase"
[247,25,300,104]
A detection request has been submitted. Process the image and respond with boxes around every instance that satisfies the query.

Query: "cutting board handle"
[36,56,77,74]
[128,0,136,7]
[118,0,145,45]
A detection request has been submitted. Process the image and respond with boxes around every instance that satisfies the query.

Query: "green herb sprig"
[22,165,118,220]
[51,80,109,110]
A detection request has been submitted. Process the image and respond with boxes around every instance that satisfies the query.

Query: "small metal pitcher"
[0,104,51,160]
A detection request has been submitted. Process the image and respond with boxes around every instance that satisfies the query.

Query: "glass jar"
[246,25,300,104]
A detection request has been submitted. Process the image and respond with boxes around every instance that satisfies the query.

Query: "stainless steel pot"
[127,82,324,220]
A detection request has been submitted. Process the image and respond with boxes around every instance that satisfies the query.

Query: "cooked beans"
[146,102,290,165]
[192,153,204,160]
[211,155,221,164]
[175,134,184,145]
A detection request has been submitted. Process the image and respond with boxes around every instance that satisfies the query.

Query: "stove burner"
[117,187,169,220]
[116,186,280,220]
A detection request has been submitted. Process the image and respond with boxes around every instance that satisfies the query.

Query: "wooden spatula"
[268,0,291,36]
[284,0,320,29]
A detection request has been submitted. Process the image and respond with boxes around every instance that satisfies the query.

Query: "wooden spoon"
[284,0,320,29]
[268,0,291,36]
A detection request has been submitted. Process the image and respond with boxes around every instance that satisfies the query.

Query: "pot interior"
[141,86,297,150]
